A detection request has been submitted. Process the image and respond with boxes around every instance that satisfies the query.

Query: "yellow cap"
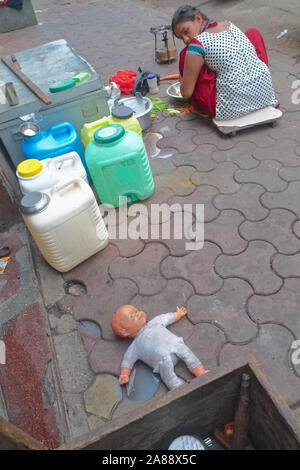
[17,159,43,178]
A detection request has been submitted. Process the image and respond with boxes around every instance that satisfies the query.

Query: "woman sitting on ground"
[172,5,278,120]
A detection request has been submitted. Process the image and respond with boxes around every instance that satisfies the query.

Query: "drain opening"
[64,280,87,296]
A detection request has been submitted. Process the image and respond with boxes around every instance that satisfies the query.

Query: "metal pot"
[118,92,153,131]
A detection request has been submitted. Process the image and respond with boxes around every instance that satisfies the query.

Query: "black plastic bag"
[132,67,159,96]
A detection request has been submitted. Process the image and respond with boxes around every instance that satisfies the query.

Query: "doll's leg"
[175,341,202,372]
[158,356,184,390]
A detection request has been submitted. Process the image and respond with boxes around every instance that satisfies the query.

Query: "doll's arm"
[119,342,138,385]
[173,306,187,322]
[119,367,131,385]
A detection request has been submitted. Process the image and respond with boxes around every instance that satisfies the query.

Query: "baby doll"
[111,305,209,390]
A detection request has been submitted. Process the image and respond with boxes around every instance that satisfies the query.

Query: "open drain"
[123,361,161,403]
[64,280,87,296]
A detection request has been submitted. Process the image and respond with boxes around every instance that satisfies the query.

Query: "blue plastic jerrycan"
[21,122,90,180]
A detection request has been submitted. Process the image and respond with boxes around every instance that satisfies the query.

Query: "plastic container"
[21,121,90,179]
[147,73,159,94]
[81,104,142,148]
[20,179,109,272]
[85,124,154,207]
[118,93,153,131]
[16,152,88,195]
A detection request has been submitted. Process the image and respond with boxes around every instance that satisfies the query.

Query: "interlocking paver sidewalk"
[0,0,300,448]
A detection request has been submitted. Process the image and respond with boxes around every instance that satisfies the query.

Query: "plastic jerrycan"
[81,104,142,148]
[21,122,90,180]
[85,124,154,208]
[20,178,109,272]
[16,152,88,195]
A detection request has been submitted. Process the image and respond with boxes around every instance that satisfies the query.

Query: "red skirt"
[179,28,269,117]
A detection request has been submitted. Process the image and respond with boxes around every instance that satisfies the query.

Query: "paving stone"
[248,279,300,338]
[149,154,177,177]
[140,211,197,256]
[168,185,220,223]
[235,160,288,192]
[109,243,169,295]
[240,209,300,254]
[53,330,94,394]
[149,116,178,137]
[88,338,132,377]
[56,314,77,335]
[212,141,259,169]
[84,374,122,420]
[175,323,226,382]
[200,210,248,255]
[219,324,300,406]
[215,241,282,295]
[187,279,256,344]
[112,382,167,420]
[269,120,300,144]
[66,278,139,341]
[253,139,300,167]
[283,111,300,122]
[87,414,106,431]
[63,392,90,439]
[193,131,235,150]
[261,182,300,218]
[110,237,146,258]
[232,125,276,148]
[157,129,198,154]
[279,165,300,182]
[131,278,195,338]
[63,244,119,295]
[214,183,269,221]
[161,242,223,295]
[273,252,300,278]
[293,220,300,238]
[176,116,214,135]
[172,145,218,172]
[138,187,176,223]
[191,162,241,194]
[154,165,196,195]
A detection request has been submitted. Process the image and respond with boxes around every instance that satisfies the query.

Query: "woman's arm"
[180,52,204,99]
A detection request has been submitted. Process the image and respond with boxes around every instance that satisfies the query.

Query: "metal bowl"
[19,122,40,137]
[166,81,187,102]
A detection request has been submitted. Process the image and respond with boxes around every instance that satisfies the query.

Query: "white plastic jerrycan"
[20,178,109,272]
[16,152,88,195]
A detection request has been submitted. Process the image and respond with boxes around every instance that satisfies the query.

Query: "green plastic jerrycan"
[85,124,154,207]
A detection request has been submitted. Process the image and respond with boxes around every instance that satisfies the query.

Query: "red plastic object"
[109,70,137,95]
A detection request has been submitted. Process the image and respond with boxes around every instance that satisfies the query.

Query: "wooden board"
[57,358,300,450]
[213,106,283,136]
[1,56,52,106]
[0,417,47,450]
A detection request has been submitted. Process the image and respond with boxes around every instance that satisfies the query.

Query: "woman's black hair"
[171,5,209,35]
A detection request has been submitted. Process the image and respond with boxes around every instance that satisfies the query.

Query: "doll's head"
[172,5,209,45]
[111,305,147,338]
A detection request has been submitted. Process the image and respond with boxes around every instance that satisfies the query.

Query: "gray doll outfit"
[121,313,201,390]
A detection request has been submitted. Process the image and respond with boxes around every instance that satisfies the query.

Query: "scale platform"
[213,106,283,136]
